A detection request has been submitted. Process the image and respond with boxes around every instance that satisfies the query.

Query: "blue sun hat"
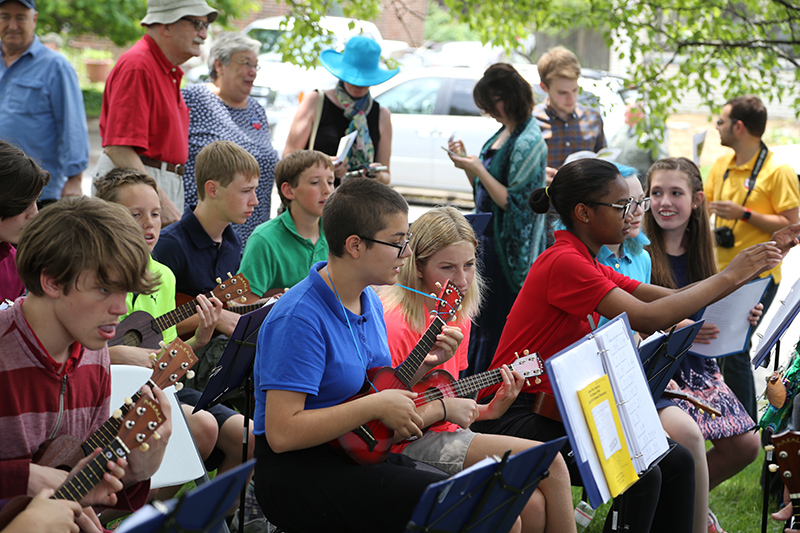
[320,36,398,87]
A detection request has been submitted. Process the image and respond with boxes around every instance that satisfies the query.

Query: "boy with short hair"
[0,196,171,511]
[253,178,463,533]
[240,150,334,297]
[534,46,606,176]
[154,140,259,338]
[0,140,50,301]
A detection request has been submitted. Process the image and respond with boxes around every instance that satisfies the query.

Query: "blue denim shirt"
[0,36,89,200]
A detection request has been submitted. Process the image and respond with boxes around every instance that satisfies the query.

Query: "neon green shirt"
[121,256,178,343]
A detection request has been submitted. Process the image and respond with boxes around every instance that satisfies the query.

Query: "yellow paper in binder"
[578,374,639,497]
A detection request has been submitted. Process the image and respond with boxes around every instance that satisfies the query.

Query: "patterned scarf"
[335,81,375,171]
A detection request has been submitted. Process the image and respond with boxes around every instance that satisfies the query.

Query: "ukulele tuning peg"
[148,353,157,361]
[523,349,530,356]
[113,409,123,419]
[159,340,167,349]
[769,464,779,473]
[240,296,247,303]
[525,379,531,387]
[125,397,133,405]
[457,304,463,311]
[434,281,442,288]
[153,431,161,440]
[175,382,184,392]
[139,442,150,452]
[765,444,775,452]
[216,277,222,284]
[535,377,541,384]
[227,272,232,278]
[430,293,437,298]
[187,370,195,379]
[514,352,520,359]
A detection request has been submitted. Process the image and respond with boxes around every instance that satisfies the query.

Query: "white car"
[373,66,626,194]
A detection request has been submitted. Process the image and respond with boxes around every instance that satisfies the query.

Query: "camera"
[714,226,735,248]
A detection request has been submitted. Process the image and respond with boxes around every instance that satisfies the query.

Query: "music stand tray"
[117,459,256,533]
[193,301,275,413]
[406,436,567,533]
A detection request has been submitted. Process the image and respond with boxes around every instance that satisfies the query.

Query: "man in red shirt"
[94,0,218,225]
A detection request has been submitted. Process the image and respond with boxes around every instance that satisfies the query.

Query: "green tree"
[35,0,254,46]
[276,0,800,143]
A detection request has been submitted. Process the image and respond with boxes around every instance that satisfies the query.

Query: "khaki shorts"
[92,152,184,212]
[400,428,477,475]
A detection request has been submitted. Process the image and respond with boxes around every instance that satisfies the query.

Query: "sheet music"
[690,277,770,357]
[596,320,669,473]
[336,130,358,161]
[753,276,800,366]
[548,336,611,502]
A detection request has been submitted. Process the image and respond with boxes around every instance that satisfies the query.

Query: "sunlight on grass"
[571,443,787,532]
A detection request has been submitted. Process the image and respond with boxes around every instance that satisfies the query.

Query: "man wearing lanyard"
[94,0,218,225]
[705,95,799,419]
[0,0,89,207]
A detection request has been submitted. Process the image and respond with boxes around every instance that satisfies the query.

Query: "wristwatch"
[741,208,752,222]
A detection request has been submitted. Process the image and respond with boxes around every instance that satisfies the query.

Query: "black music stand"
[192,300,276,531]
[639,321,704,401]
[405,436,567,533]
[117,459,256,533]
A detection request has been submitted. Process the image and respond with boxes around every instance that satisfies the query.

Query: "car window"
[375,78,443,115]
[449,79,481,116]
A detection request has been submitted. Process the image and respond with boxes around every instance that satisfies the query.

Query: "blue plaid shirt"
[533,101,606,169]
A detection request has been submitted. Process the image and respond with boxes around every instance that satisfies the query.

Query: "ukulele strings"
[395,283,457,318]
[410,367,507,407]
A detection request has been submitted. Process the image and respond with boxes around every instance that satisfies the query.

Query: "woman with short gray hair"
[182,31,278,244]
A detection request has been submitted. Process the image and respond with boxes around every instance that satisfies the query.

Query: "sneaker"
[708,509,727,533]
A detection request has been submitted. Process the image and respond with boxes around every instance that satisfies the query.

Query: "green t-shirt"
[239,210,329,296]
[121,256,178,343]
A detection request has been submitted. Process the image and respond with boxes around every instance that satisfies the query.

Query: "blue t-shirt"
[153,207,241,296]
[596,233,651,327]
[253,262,392,436]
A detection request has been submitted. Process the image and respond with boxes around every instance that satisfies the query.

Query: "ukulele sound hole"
[123,330,143,347]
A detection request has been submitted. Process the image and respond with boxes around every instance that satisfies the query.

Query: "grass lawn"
[571,441,787,532]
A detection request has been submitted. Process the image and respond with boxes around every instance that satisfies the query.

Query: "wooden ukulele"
[111,273,251,349]
[769,429,800,529]
[662,389,722,419]
[329,280,464,465]
[34,338,196,470]
[0,395,166,530]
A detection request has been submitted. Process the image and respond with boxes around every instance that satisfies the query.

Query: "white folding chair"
[109,365,209,489]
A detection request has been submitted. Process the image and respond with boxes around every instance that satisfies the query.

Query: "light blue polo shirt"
[597,233,651,326]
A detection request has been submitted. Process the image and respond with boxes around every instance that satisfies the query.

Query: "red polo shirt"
[100,35,190,165]
[478,230,640,399]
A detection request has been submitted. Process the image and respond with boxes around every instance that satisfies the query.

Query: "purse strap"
[717,141,769,232]
[308,89,324,151]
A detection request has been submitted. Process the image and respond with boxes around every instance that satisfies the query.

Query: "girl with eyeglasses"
[470,158,799,533]
[596,163,652,327]
[644,157,762,533]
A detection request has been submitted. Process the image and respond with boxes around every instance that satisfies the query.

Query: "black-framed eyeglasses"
[233,58,261,71]
[359,232,412,258]
[182,17,210,31]
[632,197,651,213]
[588,197,635,219]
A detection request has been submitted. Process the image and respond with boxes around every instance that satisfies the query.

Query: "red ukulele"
[34,338,197,470]
[330,280,464,465]
[0,395,166,530]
